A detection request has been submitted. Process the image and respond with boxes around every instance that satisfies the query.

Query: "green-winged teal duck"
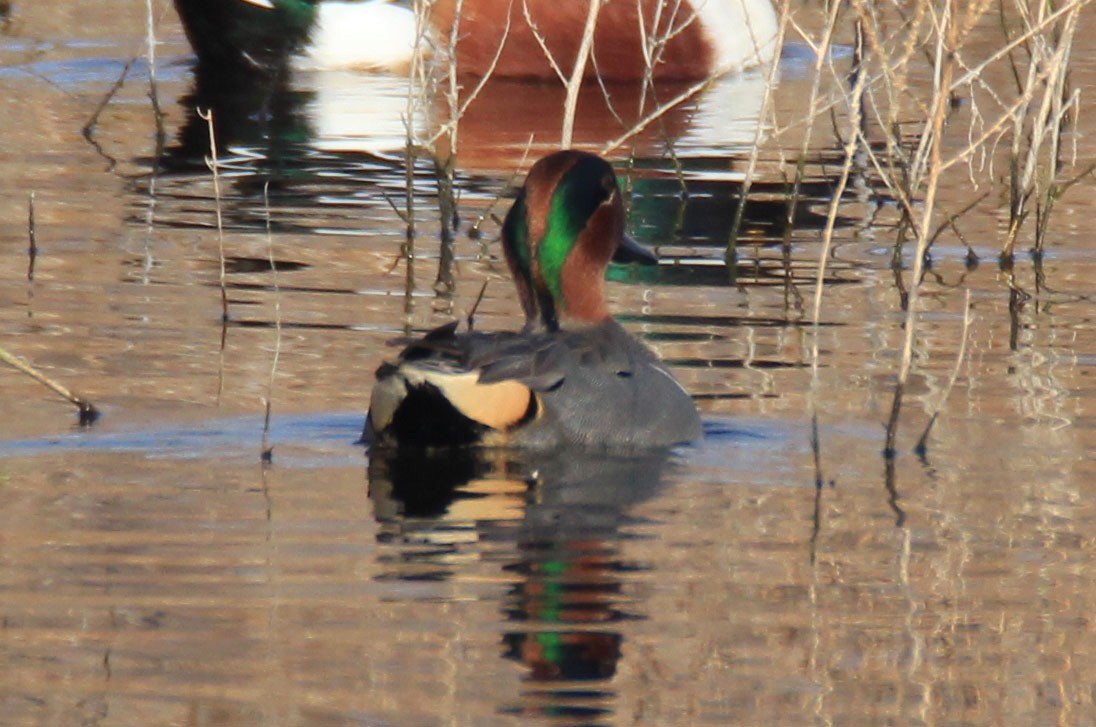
[364,150,703,450]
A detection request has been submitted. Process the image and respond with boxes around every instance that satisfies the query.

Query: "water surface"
[2,2,1096,725]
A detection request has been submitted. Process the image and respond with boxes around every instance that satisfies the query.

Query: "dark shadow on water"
[368,446,674,723]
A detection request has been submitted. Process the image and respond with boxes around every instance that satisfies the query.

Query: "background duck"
[365,150,703,450]
[173,0,779,79]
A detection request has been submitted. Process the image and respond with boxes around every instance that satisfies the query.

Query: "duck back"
[366,320,701,450]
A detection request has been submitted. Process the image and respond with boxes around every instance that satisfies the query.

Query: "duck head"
[502,151,649,331]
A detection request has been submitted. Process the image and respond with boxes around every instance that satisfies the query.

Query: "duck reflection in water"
[164,64,770,173]
[368,446,672,720]
[165,0,776,170]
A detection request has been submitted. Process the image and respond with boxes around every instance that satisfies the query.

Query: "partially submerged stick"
[198,107,229,325]
[7,193,97,425]
[27,192,36,281]
[145,0,166,146]
[914,289,973,455]
[83,58,135,144]
[198,107,229,401]
[0,345,99,425]
[260,181,281,464]
[884,0,960,458]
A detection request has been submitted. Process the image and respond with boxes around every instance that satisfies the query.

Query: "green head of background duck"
[365,151,703,451]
